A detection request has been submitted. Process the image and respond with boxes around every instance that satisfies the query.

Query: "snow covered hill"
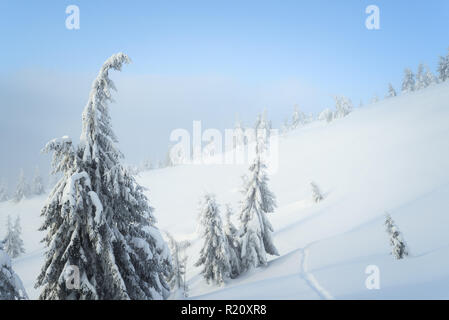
[1,81,449,299]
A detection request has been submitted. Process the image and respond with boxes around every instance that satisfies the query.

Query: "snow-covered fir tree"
[437,49,449,82]
[223,204,242,279]
[318,108,333,123]
[239,143,279,270]
[170,141,189,165]
[311,182,324,203]
[234,114,246,148]
[195,194,231,286]
[255,110,271,148]
[416,64,435,90]
[402,68,415,93]
[141,159,153,171]
[125,164,140,176]
[281,118,290,136]
[36,53,172,300]
[165,145,177,167]
[333,96,353,119]
[4,215,25,258]
[0,180,9,202]
[203,138,218,160]
[13,169,29,202]
[387,83,397,98]
[385,214,409,260]
[0,241,28,300]
[424,67,437,86]
[415,63,426,90]
[306,112,314,124]
[3,216,15,256]
[165,232,190,298]
[291,105,300,129]
[371,94,379,104]
[32,166,45,196]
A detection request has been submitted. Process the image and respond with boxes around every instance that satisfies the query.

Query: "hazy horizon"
[1,0,448,188]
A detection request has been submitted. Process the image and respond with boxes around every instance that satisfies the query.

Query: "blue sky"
[0,0,448,187]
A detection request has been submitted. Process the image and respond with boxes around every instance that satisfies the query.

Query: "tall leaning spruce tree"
[36,53,171,300]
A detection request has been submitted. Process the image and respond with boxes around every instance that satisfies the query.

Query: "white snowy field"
[1,81,449,299]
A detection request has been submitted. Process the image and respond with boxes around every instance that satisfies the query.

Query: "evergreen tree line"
[137,45,449,169]
[371,48,449,104]
[0,167,46,203]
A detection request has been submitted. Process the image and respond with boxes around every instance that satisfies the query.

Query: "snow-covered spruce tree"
[416,64,435,90]
[0,241,28,300]
[203,138,217,159]
[36,53,171,300]
[0,180,9,202]
[13,169,29,202]
[223,204,242,279]
[310,182,323,203]
[402,68,415,93]
[302,112,310,125]
[239,143,279,270]
[424,67,437,86]
[385,214,409,260]
[371,94,379,104]
[255,110,271,148]
[333,96,353,119]
[141,159,153,172]
[318,108,333,123]
[291,105,300,129]
[164,146,175,167]
[165,232,190,297]
[195,193,231,286]
[387,83,397,98]
[4,215,25,258]
[234,115,246,148]
[415,63,426,90]
[437,49,449,82]
[32,166,45,196]
[281,118,290,135]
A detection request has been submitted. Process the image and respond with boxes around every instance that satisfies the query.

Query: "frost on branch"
[0,241,28,300]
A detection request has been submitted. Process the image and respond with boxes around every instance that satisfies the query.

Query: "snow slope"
[1,81,448,299]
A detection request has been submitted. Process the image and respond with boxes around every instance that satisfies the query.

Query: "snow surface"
[1,81,449,299]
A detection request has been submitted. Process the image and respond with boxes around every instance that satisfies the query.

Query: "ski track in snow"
[298,245,334,300]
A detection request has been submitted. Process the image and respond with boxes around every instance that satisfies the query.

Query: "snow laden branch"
[0,242,28,300]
